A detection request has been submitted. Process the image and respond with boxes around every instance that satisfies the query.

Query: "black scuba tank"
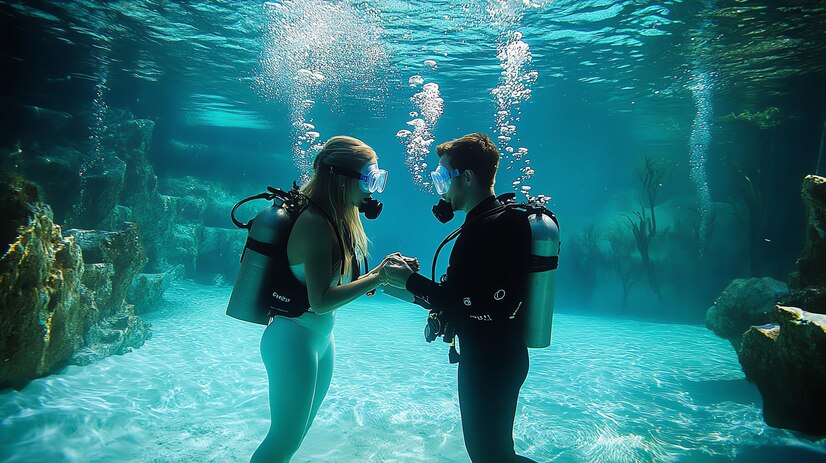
[226,185,311,325]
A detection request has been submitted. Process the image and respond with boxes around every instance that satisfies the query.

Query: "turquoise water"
[3,1,826,461]
[2,280,824,463]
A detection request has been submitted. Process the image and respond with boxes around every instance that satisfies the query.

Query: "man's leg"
[458,344,536,463]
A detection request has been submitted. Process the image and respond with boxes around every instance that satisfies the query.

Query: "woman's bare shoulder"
[292,207,332,241]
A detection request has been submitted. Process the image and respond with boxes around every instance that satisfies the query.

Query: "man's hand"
[388,252,420,273]
[381,255,414,288]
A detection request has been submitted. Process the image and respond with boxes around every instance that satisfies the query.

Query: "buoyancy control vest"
[431,192,560,348]
[225,183,364,325]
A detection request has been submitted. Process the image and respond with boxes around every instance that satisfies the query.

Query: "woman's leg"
[251,319,320,463]
[302,332,335,439]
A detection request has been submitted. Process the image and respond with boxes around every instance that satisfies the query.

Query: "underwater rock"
[787,175,826,314]
[705,277,790,349]
[739,306,826,435]
[160,175,215,198]
[72,308,151,366]
[150,176,250,277]
[0,176,89,389]
[68,155,127,229]
[103,119,158,212]
[62,225,153,371]
[160,175,239,229]
[99,205,134,231]
[164,139,211,164]
[82,263,115,310]
[785,287,826,315]
[196,227,245,285]
[65,224,148,314]
[153,224,202,275]
[204,193,241,229]
[12,105,75,149]
[18,149,83,225]
[160,194,207,225]
[126,267,182,314]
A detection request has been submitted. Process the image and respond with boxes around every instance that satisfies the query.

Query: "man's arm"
[405,210,532,326]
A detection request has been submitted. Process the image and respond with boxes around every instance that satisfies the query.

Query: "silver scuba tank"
[523,211,560,348]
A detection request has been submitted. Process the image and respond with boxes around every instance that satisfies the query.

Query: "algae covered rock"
[63,225,152,367]
[0,176,154,389]
[705,277,790,349]
[0,176,89,389]
[739,306,826,435]
[65,224,149,314]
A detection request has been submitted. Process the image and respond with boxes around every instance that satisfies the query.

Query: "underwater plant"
[605,226,640,312]
[569,224,601,304]
[623,156,668,302]
[721,107,782,130]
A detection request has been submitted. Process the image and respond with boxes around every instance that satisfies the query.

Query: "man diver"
[383,133,538,463]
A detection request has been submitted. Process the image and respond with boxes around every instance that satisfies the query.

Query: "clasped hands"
[376,252,418,288]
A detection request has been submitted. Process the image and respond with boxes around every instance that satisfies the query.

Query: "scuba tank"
[226,184,312,325]
[522,203,560,348]
[226,183,374,325]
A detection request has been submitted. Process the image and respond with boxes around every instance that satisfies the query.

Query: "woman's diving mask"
[320,162,387,219]
[430,165,461,196]
[322,162,388,194]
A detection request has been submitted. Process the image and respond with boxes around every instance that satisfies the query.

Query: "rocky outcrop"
[787,175,826,314]
[0,176,89,389]
[127,267,182,314]
[18,147,83,225]
[705,277,790,349]
[0,177,152,389]
[739,306,826,435]
[65,225,148,312]
[70,155,127,228]
[707,176,826,435]
[153,176,248,283]
[66,225,152,365]
[13,111,244,284]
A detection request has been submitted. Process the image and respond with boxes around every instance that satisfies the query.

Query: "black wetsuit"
[406,195,538,463]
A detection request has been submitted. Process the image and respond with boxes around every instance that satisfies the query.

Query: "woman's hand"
[387,252,419,273]
[380,256,414,288]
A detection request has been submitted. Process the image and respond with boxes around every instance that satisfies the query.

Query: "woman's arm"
[294,210,384,314]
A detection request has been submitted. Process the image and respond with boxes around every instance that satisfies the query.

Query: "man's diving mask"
[322,162,388,194]
[430,165,461,196]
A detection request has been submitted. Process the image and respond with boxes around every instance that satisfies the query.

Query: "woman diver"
[250,136,413,462]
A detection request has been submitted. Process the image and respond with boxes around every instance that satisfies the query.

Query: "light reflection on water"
[1,280,824,462]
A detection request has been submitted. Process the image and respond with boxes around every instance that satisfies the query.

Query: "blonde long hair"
[300,136,374,274]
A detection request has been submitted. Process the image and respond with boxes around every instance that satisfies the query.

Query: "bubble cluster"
[689,69,715,250]
[491,30,538,197]
[256,0,389,180]
[397,70,444,190]
[73,48,112,224]
[485,0,544,32]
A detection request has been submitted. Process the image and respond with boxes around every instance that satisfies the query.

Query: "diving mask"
[430,165,460,196]
[321,162,388,194]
